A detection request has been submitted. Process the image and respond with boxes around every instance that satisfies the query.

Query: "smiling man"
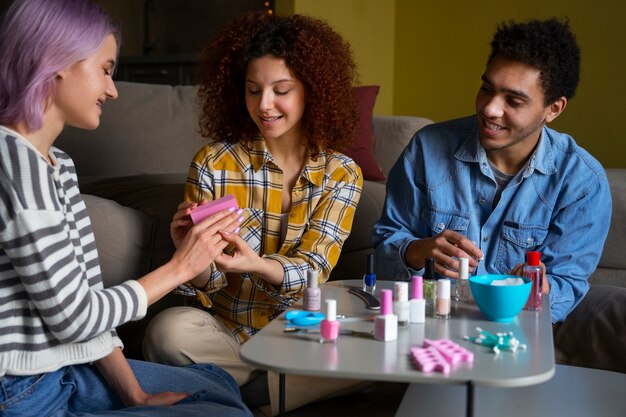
[372,18,612,324]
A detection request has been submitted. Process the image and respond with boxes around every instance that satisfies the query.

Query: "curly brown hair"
[196,12,359,156]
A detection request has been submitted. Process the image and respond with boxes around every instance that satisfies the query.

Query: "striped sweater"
[0,126,148,376]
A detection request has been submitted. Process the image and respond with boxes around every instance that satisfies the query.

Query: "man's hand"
[404,230,483,279]
[510,262,550,294]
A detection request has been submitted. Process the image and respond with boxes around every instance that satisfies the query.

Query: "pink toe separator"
[410,346,451,374]
[410,338,474,374]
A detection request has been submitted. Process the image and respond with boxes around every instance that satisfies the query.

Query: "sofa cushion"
[331,180,386,280]
[56,81,205,178]
[81,176,186,272]
[344,86,386,181]
[82,194,155,287]
[372,115,433,177]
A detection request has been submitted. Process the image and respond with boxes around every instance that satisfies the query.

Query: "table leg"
[466,381,474,417]
[279,373,285,417]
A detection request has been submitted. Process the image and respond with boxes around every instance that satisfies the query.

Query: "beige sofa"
[57,81,625,373]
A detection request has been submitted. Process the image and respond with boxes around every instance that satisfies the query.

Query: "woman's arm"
[95,348,189,407]
[138,208,242,304]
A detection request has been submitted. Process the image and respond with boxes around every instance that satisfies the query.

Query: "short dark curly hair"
[196,12,359,156]
[487,18,580,105]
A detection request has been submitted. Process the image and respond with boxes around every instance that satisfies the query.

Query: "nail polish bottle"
[454,257,470,302]
[374,289,398,342]
[320,299,339,343]
[523,251,543,311]
[409,275,425,323]
[423,258,437,316]
[393,281,410,326]
[303,269,321,311]
[363,253,376,294]
[436,279,451,319]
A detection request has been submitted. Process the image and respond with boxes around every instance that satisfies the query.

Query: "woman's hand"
[215,230,285,286]
[125,390,190,407]
[171,207,244,279]
[170,200,204,249]
[95,348,190,408]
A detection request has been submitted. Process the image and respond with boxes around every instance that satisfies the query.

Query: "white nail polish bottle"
[436,279,451,319]
[393,282,410,326]
[374,289,398,342]
[409,275,425,323]
[454,257,470,302]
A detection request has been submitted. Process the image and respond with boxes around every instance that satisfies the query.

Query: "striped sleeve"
[2,208,147,344]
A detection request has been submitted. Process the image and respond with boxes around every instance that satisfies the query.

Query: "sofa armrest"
[590,168,626,288]
[83,194,154,287]
[372,115,433,177]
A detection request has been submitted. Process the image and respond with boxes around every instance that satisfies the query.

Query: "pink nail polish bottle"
[320,299,339,343]
[409,275,426,323]
[374,289,398,342]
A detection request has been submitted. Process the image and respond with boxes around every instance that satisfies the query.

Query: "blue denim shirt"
[372,116,612,323]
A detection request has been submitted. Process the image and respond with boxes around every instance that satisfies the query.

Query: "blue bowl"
[469,274,532,322]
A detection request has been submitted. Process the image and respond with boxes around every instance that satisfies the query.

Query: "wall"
[394,0,626,168]
[278,0,396,115]
[281,0,626,168]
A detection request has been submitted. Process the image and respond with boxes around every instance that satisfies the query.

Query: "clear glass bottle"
[454,257,470,302]
[523,251,543,311]
[423,258,437,316]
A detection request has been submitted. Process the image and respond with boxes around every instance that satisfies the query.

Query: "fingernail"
[222,230,230,237]
[228,207,236,212]
[237,216,244,222]
[234,227,240,234]
[236,208,243,215]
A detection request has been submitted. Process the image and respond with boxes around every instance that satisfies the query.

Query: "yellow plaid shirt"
[183,137,363,342]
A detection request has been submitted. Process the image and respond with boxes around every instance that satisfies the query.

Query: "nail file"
[189,194,239,224]
[348,288,380,310]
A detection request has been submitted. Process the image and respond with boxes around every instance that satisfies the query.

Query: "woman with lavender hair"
[0,0,251,415]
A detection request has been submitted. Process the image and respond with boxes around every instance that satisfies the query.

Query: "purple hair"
[0,0,121,131]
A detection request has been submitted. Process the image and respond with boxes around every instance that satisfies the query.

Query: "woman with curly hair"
[144,11,365,415]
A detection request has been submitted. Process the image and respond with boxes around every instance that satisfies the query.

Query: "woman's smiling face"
[245,55,306,144]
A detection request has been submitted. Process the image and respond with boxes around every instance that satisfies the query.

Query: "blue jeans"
[0,360,252,416]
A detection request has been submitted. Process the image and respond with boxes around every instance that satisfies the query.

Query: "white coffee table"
[240,280,555,417]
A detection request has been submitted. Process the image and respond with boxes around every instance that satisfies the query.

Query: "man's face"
[475,55,560,170]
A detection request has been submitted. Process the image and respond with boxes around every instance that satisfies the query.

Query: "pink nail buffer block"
[189,194,239,224]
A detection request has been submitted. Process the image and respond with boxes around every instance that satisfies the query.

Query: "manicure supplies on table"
[284,327,373,338]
